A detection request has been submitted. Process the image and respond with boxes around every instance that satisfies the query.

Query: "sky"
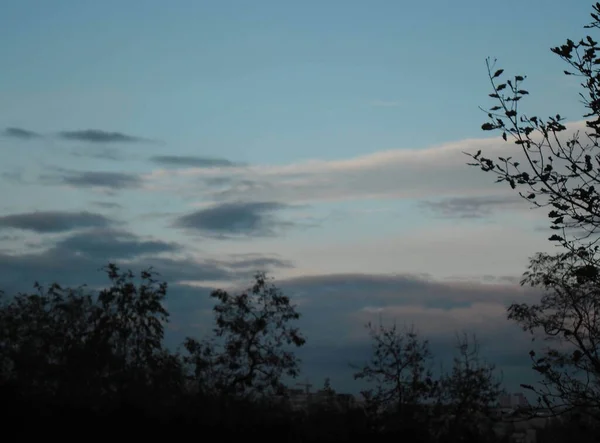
[0,0,595,396]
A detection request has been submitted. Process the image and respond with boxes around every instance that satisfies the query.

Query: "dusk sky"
[0,0,593,394]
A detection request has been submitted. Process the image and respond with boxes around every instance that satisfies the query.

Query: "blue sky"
[0,0,594,395]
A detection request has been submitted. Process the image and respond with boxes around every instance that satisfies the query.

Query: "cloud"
[0,211,113,233]
[419,195,522,219]
[278,273,532,313]
[71,147,122,160]
[45,170,143,190]
[142,120,587,214]
[224,254,294,270]
[3,127,41,139]
[58,129,149,144]
[0,232,230,295]
[0,229,296,359]
[274,272,538,352]
[1,171,25,184]
[91,201,123,209]
[52,228,181,260]
[150,155,242,168]
[2,127,155,144]
[172,201,295,238]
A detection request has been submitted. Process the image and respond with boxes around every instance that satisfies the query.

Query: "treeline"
[0,263,592,442]
[0,263,469,441]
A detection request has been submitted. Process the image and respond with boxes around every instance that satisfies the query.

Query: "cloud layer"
[150,155,242,168]
[173,201,296,238]
[0,211,113,233]
[43,170,143,190]
[3,127,41,139]
[418,195,523,219]
[2,127,151,144]
[58,129,148,144]
[143,121,589,211]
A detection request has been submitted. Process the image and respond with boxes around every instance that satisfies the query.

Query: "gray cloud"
[46,170,142,190]
[225,255,294,270]
[203,177,235,187]
[0,224,295,292]
[0,232,230,295]
[278,273,532,315]
[71,147,123,161]
[419,195,520,219]
[1,171,25,184]
[0,210,113,233]
[150,155,242,168]
[91,201,123,209]
[173,201,294,238]
[52,228,181,260]
[0,234,21,242]
[58,129,149,144]
[3,127,41,139]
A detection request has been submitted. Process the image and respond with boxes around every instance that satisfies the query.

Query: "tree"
[512,252,600,419]
[353,320,435,418]
[183,272,306,400]
[434,333,505,442]
[0,263,180,411]
[323,377,334,394]
[465,2,600,422]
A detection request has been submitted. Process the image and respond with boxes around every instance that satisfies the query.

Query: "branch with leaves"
[465,2,600,424]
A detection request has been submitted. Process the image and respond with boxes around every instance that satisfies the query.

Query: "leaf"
[481,123,496,131]
[493,69,504,78]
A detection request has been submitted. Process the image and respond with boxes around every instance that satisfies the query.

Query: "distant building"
[280,387,357,411]
[499,393,529,409]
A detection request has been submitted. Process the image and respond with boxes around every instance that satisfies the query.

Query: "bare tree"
[434,333,505,441]
[353,320,435,418]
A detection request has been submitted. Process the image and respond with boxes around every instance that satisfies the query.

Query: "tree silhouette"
[512,252,600,419]
[434,333,505,442]
[353,320,435,428]
[0,263,181,415]
[465,2,600,425]
[183,271,306,400]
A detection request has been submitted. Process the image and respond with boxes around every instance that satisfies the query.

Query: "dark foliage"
[0,262,516,442]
